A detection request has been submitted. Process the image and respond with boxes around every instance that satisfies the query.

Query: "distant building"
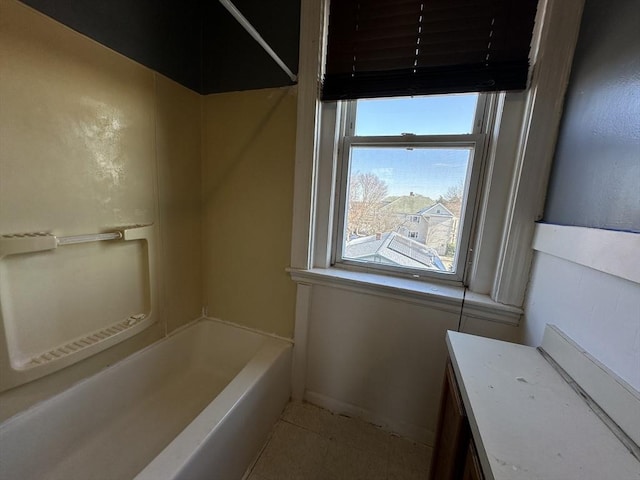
[381,196,456,255]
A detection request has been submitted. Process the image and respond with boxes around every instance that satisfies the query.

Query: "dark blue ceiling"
[20,0,300,95]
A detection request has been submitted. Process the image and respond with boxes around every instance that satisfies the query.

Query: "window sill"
[287,267,522,325]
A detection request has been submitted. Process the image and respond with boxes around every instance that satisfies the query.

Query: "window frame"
[290,0,585,310]
[331,94,495,283]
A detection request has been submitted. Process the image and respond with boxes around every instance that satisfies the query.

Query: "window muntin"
[334,94,489,281]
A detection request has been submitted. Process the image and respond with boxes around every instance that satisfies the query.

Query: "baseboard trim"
[304,390,435,446]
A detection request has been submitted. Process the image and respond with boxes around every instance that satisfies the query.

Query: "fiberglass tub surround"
[0,225,158,391]
[0,0,164,394]
[0,319,292,480]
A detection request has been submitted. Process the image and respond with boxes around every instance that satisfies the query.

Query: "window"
[291,0,581,309]
[334,93,491,281]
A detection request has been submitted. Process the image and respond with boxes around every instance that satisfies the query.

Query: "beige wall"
[0,0,297,418]
[202,88,297,338]
[0,0,202,416]
[155,76,203,333]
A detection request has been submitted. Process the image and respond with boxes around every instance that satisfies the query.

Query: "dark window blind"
[322,0,538,100]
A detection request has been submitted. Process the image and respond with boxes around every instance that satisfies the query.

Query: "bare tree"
[441,181,464,218]
[434,181,464,255]
[347,172,390,236]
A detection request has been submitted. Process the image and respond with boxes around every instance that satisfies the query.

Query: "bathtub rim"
[0,316,292,429]
[134,335,292,479]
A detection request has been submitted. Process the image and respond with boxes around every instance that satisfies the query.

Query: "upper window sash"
[341,95,489,137]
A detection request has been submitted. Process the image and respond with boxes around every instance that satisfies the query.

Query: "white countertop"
[446,331,640,480]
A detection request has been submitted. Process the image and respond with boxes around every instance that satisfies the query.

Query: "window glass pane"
[343,146,472,273]
[354,94,478,136]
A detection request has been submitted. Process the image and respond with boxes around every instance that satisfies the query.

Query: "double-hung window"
[292,0,580,309]
[333,92,493,282]
[321,0,538,285]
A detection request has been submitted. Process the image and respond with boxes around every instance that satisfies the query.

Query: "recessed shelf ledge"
[287,267,522,324]
[21,313,149,370]
[0,224,158,392]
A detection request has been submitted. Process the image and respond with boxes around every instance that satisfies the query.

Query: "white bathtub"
[0,318,292,480]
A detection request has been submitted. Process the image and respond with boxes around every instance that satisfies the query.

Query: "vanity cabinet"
[428,331,640,480]
[428,361,482,480]
[461,439,483,480]
[428,361,469,480]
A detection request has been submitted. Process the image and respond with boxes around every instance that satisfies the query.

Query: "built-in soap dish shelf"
[0,224,159,392]
[23,314,148,370]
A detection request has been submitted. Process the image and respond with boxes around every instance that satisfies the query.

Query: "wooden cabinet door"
[462,440,484,480]
[428,361,470,480]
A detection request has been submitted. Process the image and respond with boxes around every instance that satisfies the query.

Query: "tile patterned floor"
[246,402,433,480]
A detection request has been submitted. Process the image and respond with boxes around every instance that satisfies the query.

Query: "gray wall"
[543,0,640,232]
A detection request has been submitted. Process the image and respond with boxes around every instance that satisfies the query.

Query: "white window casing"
[289,0,585,311]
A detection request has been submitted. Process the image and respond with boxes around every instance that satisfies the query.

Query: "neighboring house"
[380,193,434,217]
[411,203,456,255]
[345,231,447,271]
[380,195,456,255]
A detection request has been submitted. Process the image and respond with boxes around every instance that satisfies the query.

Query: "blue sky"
[350,147,471,199]
[351,94,477,198]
